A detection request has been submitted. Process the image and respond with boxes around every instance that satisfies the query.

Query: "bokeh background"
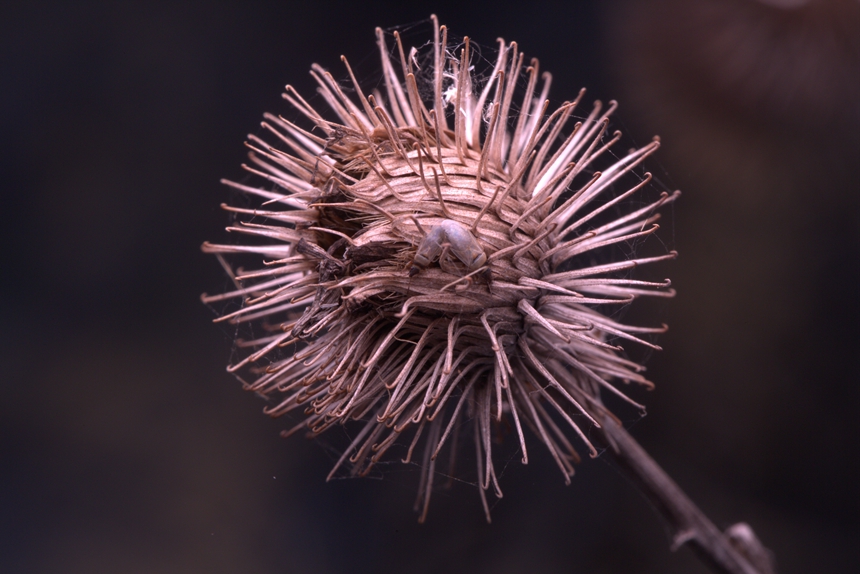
[2,0,857,572]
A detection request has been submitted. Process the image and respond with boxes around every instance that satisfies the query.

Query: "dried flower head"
[203,16,678,522]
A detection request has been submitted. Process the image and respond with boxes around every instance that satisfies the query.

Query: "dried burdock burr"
[202,16,680,523]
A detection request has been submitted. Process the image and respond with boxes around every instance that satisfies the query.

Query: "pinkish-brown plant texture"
[203,16,678,522]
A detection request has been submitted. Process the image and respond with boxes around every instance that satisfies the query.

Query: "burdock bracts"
[203,16,679,522]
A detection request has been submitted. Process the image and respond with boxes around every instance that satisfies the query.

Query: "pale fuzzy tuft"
[203,16,678,522]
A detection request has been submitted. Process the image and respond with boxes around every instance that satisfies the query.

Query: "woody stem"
[593,412,775,574]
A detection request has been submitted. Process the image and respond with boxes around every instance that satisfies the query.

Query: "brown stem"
[594,412,776,574]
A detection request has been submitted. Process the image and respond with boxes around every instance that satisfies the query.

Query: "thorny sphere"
[203,17,678,522]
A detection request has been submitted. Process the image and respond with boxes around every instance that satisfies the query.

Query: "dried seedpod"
[203,16,678,522]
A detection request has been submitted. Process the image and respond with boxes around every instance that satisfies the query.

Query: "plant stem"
[594,412,775,574]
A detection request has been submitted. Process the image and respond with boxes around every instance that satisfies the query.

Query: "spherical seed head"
[202,16,678,522]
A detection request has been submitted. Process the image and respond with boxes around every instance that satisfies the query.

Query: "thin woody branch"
[595,412,775,574]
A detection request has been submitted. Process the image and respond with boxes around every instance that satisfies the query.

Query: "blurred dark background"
[1,0,857,572]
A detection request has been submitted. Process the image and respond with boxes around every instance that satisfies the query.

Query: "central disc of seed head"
[203,16,678,522]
